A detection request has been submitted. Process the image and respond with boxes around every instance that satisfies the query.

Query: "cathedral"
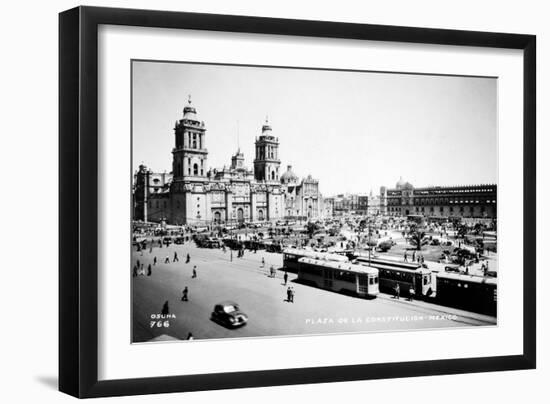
[133,98,328,225]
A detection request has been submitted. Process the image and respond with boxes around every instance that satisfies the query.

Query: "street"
[132,242,496,343]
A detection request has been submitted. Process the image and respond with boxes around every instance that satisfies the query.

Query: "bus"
[353,256,433,298]
[282,248,349,273]
[297,257,379,298]
[435,272,497,316]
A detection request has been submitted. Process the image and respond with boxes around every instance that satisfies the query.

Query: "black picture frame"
[59,5,536,398]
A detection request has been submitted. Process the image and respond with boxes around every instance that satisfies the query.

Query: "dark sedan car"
[210,301,248,328]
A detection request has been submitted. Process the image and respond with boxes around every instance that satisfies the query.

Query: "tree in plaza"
[306,221,319,239]
[408,228,430,251]
[473,222,485,235]
[377,240,393,252]
[456,224,468,239]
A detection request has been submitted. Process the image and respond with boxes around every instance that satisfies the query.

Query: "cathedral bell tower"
[172,96,208,181]
[253,118,280,182]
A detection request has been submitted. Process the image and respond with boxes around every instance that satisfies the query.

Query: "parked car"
[132,239,147,249]
[210,301,248,328]
[444,265,461,273]
[162,236,172,245]
[174,236,186,244]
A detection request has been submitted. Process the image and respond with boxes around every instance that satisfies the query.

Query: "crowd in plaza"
[133,212,497,278]
[132,213,497,340]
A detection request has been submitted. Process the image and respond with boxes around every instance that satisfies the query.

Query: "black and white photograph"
[131,60,498,343]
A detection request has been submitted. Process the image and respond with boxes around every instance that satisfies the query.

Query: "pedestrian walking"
[283,271,288,286]
[394,283,400,299]
[261,257,265,268]
[147,263,152,276]
[412,251,416,261]
[404,251,408,262]
[186,253,190,263]
[192,266,197,278]
[270,265,275,278]
[132,264,138,277]
[408,286,415,301]
[164,256,170,264]
[136,259,140,269]
[153,256,157,266]
[161,300,170,315]
[173,252,179,262]
[290,287,295,303]
[181,287,188,301]
[286,286,292,302]
[149,244,153,254]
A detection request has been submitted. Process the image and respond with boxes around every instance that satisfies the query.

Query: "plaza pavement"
[132,242,496,343]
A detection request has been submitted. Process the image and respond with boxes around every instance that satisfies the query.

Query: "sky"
[132,60,497,196]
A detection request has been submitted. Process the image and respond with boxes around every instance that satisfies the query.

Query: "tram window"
[335,271,354,282]
[300,266,321,276]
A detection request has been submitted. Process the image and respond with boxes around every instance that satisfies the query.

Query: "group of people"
[404,250,425,264]
[393,282,416,301]
[286,286,295,303]
[132,259,153,277]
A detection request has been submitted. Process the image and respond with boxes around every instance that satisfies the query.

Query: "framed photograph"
[59,6,536,398]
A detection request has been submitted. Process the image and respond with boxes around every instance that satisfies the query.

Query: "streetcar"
[435,272,497,316]
[297,257,379,298]
[353,256,433,298]
[282,248,349,273]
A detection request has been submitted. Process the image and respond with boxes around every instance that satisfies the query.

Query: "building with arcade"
[380,177,497,219]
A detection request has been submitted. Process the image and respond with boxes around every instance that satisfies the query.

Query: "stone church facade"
[133,98,327,225]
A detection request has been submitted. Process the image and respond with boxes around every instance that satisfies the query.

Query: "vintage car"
[210,301,248,328]
[174,236,186,244]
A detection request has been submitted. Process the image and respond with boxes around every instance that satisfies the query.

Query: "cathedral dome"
[396,176,406,189]
[280,165,298,184]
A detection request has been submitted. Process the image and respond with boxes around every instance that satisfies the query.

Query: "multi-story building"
[380,177,497,219]
[356,195,369,215]
[367,190,381,216]
[133,98,327,225]
[330,193,368,215]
